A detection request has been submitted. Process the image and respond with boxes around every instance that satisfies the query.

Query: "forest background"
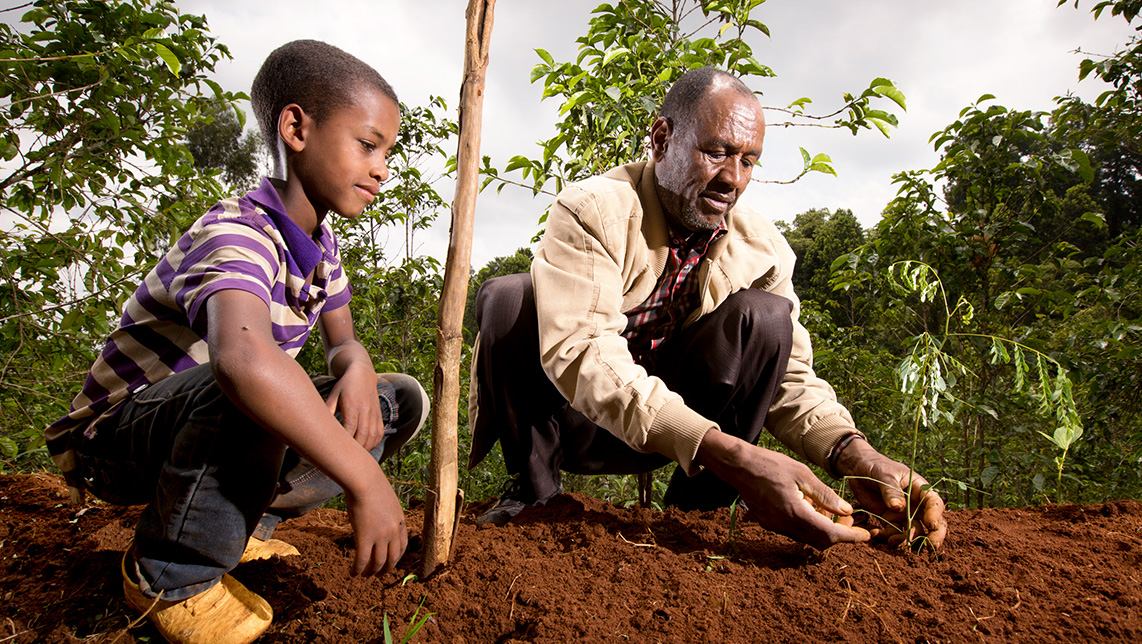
[1,0,1139,514]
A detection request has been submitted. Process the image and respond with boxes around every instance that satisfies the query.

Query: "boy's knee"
[377,372,429,448]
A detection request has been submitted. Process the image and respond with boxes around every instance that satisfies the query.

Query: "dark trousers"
[76,363,427,600]
[469,273,793,510]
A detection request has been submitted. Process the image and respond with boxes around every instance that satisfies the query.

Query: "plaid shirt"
[622,220,727,366]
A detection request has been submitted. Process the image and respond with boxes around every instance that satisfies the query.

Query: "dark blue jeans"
[76,363,428,601]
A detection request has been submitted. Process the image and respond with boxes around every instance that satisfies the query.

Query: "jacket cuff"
[801,416,862,473]
[645,398,716,475]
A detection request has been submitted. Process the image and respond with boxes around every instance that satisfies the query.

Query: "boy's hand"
[326,363,384,450]
[208,291,408,577]
[318,306,385,450]
[345,468,408,577]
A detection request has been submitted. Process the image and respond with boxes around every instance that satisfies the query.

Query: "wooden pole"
[422,0,496,577]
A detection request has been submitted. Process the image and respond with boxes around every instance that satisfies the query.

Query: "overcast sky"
[178,0,1136,268]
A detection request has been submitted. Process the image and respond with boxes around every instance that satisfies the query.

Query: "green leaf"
[787,97,812,110]
[1079,210,1107,229]
[0,437,17,459]
[602,47,630,66]
[152,42,181,77]
[871,81,907,111]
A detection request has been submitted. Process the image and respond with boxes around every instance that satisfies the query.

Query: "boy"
[44,40,427,644]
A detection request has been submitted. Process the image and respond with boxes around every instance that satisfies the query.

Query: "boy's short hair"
[251,39,398,164]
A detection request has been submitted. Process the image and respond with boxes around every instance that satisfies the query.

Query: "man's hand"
[344,468,408,577]
[325,362,384,450]
[834,437,947,550]
[696,430,870,550]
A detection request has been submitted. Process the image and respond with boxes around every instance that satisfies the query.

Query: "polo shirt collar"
[247,177,329,278]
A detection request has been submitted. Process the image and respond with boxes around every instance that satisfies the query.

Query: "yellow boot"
[239,536,300,564]
[122,552,272,644]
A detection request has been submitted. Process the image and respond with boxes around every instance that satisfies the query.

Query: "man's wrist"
[694,427,740,473]
[827,433,867,478]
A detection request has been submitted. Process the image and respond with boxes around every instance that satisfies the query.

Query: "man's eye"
[706,151,726,160]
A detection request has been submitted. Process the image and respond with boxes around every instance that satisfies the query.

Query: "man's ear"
[277,104,311,154]
[649,116,671,162]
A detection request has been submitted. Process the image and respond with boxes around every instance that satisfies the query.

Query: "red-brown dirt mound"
[1,472,1139,643]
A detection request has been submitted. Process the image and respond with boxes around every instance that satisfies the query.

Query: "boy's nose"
[373,159,390,183]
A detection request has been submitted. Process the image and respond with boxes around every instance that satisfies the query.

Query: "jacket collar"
[638,160,670,279]
[638,159,735,275]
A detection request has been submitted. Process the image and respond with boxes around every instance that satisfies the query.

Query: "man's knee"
[475,273,534,336]
[724,289,794,346]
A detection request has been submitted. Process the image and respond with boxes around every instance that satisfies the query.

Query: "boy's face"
[293,87,400,219]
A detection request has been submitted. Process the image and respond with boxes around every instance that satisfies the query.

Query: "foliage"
[885,262,1083,505]
[1056,0,1142,236]
[828,96,1106,507]
[817,20,1142,504]
[0,0,241,470]
[776,208,866,324]
[481,0,907,217]
[462,247,533,343]
[185,94,266,191]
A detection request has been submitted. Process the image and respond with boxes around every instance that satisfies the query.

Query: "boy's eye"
[360,140,376,152]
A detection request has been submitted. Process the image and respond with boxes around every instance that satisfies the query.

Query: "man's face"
[652,87,766,232]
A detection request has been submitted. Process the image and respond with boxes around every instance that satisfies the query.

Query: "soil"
[1,473,1140,643]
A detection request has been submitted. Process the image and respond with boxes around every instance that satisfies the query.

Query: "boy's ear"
[277,103,311,153]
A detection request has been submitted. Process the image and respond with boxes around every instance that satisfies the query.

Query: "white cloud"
[173,0,1139,266]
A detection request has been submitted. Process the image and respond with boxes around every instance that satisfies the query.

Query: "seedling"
[383,596,433,644]
[726,497,741,545]
[884,261,1084,516]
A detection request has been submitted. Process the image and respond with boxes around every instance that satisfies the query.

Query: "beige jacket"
[530,160,859,474]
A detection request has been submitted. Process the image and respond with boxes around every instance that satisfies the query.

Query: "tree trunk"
[422,0,496,577]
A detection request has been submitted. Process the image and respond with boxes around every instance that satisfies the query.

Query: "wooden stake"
[422,0,496,577]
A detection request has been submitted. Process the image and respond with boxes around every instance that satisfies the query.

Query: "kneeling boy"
[44,40,426,644]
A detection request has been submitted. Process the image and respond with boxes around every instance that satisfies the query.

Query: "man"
[469,68,946,550]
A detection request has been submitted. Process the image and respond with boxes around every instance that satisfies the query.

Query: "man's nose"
[715,158,747,190]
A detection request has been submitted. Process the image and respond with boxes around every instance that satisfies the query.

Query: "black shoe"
[476,477,560,527]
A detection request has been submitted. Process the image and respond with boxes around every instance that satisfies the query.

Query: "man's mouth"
[700,193,733,212]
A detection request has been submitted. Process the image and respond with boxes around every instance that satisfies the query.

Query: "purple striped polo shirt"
[46,178,351,472]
